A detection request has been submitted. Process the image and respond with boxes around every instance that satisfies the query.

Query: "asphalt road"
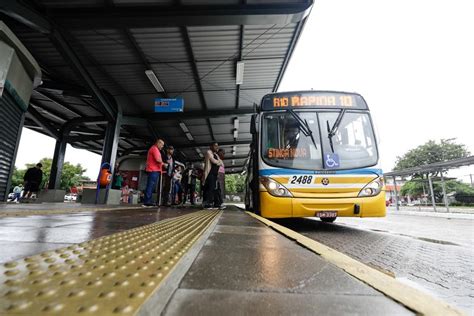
[273,208,474,314]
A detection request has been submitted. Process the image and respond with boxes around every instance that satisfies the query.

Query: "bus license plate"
[316,211,337,218]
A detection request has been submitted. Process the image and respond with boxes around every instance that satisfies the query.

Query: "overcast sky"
[15,0,474,182]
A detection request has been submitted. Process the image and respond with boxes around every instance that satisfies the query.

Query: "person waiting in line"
[22,163,43,199]
[217,148,226,208]
[202,142,224,209]
[12,184,23,203]
[143,138,167,207]
[171,165,183,205]
[121,181,130,203]
[111,163,123,190]
[161,145,175,206]
[182,163,197,205]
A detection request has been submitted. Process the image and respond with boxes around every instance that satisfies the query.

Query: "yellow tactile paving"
[0,210,220,315]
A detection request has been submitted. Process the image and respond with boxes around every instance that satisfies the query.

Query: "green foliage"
[400,179,474,203]
[394,139,470,173]
[11,167,26,187]
[400,180,425,196]
[16,158,89,192]
[225,174,246,194]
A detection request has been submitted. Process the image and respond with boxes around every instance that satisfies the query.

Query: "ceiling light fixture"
[179,122,189,133]
[233,118,239,129]
[236,61,245,85]
[185,132,194,141]
[233,129,238,139]
[145,69,165,93]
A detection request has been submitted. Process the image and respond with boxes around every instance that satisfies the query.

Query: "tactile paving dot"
[0,210,219,315]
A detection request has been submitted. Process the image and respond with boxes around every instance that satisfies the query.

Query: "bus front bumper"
[259,191,386,218]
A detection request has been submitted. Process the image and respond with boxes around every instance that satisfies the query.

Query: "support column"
[101,108,122,176]
[393,176,399,211]
[427,173,437,212]
[49,137,67,190]
[440,172,450,212]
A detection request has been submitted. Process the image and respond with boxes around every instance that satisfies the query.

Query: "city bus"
[244,91,386,221]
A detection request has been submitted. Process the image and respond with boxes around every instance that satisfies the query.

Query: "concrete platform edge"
[137,211,223,316]
[245,211,466,316]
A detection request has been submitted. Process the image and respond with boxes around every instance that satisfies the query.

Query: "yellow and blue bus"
[244,90,386,221]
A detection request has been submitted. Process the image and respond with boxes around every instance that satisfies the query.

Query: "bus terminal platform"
[0,203,430,315]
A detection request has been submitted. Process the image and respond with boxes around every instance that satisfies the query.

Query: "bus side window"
[265,117,279,155]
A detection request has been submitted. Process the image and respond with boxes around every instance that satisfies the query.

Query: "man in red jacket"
[143,138,167,207]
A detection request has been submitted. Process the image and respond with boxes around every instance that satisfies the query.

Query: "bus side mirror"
[250,114,257,135]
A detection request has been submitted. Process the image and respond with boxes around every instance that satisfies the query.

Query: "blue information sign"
[154,98,184,112]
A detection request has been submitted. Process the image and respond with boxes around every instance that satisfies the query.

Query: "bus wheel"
[321,217,336,223]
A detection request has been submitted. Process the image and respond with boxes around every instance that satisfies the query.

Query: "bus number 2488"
[290,175,313,185]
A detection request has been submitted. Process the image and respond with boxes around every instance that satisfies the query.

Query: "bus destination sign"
[261,91,368,111]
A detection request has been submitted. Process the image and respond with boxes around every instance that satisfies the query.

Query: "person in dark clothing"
[23,163,43,199]
[203,142,223,209]
[182,164,197,205]
[217,148,226,203]
[161,145,175,206]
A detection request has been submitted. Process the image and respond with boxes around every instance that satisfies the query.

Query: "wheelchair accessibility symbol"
[325,154,340,169]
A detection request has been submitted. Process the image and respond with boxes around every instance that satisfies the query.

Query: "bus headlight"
[260,177,292,197]
[358,177,383,197]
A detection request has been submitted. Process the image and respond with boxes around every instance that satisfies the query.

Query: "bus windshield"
[262,111,378,170]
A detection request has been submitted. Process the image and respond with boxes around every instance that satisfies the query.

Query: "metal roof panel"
[130,28,188,62]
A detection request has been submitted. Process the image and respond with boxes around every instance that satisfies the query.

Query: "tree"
[400,179,474,203]
[395,139,471,203]
[394,139,470,173]
[17,158,89,192]
[225,174,246,194]
[11,167,26,187]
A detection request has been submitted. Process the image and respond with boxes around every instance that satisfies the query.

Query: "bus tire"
[321,217,336,223]
[252,191,260,215]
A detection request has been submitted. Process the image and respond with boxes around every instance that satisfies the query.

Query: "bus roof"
[260,90,369,111]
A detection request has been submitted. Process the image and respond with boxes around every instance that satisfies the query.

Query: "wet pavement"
[163,208,412,315]
[274,212,474,314]
[0,205,200,263]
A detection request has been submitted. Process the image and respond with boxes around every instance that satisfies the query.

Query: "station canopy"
[0,0,313,173]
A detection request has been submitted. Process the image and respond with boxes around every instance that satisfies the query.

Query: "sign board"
[261,91,368,111]
[324,153,340,169]
[154,98,184,112]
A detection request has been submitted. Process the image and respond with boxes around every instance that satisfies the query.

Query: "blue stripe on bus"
[259,168,383,176]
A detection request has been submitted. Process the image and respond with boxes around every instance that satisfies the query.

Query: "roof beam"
[49,3,313,29]
[35,90,86,118]
[0,0,51,33]
[144,108,254,121]
[188,154,248,163]
[49,29,117,121]
[121,139,251,154]
[181,27,216,141]
[65,135,105,143]
[1,1,117,120]
[122,28,168,99]
[27,106,60,139]
[273,20,304,92]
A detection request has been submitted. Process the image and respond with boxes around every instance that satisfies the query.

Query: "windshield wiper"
[326,109,346,153]
[287,109,318,149]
